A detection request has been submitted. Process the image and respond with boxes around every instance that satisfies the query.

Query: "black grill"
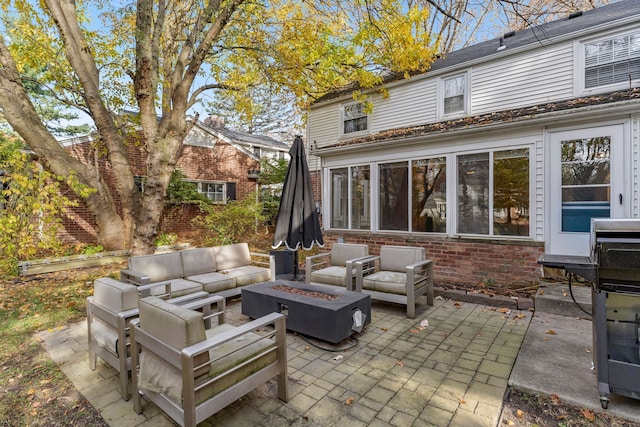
[539,218,640,409]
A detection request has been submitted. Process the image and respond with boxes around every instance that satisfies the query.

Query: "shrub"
[194,192,266,246]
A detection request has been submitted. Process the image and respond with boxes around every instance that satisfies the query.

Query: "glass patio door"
[548,125,625,256]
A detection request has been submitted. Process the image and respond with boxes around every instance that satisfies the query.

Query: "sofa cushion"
[309,266,349,287]
[181,247,217,277]
[224,266,271,287]
[379,246,424,272]
[213,243,251,271]
[186,272,236,293]
[363,271,409,294]
[93,277,138,312]
[146,278,202,298]
[129,252,184,283]
[330,243,368,266]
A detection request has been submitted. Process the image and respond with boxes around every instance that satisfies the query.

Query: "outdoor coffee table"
[241,280,371,344]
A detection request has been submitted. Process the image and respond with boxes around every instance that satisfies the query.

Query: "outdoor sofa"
[120,243,275,298]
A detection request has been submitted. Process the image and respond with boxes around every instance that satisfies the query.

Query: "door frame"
[545,122,629,256]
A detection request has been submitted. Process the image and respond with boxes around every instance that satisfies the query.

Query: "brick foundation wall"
[322,231,544,287]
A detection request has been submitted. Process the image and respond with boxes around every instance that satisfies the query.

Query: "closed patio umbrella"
[272,136,324,254]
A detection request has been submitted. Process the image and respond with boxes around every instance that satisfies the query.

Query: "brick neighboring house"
[58,116,289,245]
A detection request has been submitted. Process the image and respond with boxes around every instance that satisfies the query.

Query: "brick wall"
[321,231,544,287]
[58,132,260,245]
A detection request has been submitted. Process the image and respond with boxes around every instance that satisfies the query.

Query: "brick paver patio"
[37,297,531,426]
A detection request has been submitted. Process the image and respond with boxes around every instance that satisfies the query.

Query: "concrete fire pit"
[241,280,371,344]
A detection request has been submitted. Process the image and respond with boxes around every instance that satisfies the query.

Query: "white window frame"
[192,180,227,204]
[576,28,640,95]
[439,72,468,119]
[340,101,369,137]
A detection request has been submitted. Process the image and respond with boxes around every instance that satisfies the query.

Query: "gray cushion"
[224,265,271,287]
[90,319,118,353]
[146,278,202,298]
[129,252,184,282]
[310,266,349,287]
[363,271,410,294]
[93,277,138,312]
[379,246,424,272]
[137,296,207,404]
[213,243,251,270]
[186,272,236,293]
[181,247,217,277]
[330,243,368,266]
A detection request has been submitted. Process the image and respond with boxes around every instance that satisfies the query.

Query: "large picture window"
[379,162,408,231]
[584,32,640,89]
[412,157,446,233]
[457,149,530,236]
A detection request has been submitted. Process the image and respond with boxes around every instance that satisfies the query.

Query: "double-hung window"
[442,74,467,116]
[197,181,226,203]
[583,31,640,90]
[456,148,530,236]
[342,102,368,135]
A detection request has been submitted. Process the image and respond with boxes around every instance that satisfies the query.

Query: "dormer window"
[442,73,467,116]
[342,102,368,134]
[583,31,640,90]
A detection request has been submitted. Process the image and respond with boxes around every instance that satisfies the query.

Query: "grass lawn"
[0,265,122,426]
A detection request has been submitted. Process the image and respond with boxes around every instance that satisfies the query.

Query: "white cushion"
[90,319,118,353]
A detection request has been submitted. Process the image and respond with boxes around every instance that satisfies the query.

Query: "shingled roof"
[317,88,640,151]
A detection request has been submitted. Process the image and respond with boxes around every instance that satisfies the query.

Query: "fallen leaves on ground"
[345,397,354,405]
[581,408,596,421]
[545,329,557,335]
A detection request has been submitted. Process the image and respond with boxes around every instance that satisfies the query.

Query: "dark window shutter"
[226,182,236,201]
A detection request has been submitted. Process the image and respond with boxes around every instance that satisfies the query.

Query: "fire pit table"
[241,280,371,344]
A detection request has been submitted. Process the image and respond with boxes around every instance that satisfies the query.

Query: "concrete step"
[535,282,593,318]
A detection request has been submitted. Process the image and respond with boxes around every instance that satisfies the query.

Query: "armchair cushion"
[330,243,368,266]
[90,278,138,352]
[93,277,138,312]
[310,266,354,287]
[137,297,207,403]
[379,246,425,272]
[213,243,251,270]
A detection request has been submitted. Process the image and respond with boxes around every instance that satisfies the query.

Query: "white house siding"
[368,79,437,132]
[307,103,340,149]
[471,43,574,114]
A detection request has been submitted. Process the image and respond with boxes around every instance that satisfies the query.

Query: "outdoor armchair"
[355,246,434,318]
[86,277,215,400]
[131,296,288,427]
[305,243,369,290]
